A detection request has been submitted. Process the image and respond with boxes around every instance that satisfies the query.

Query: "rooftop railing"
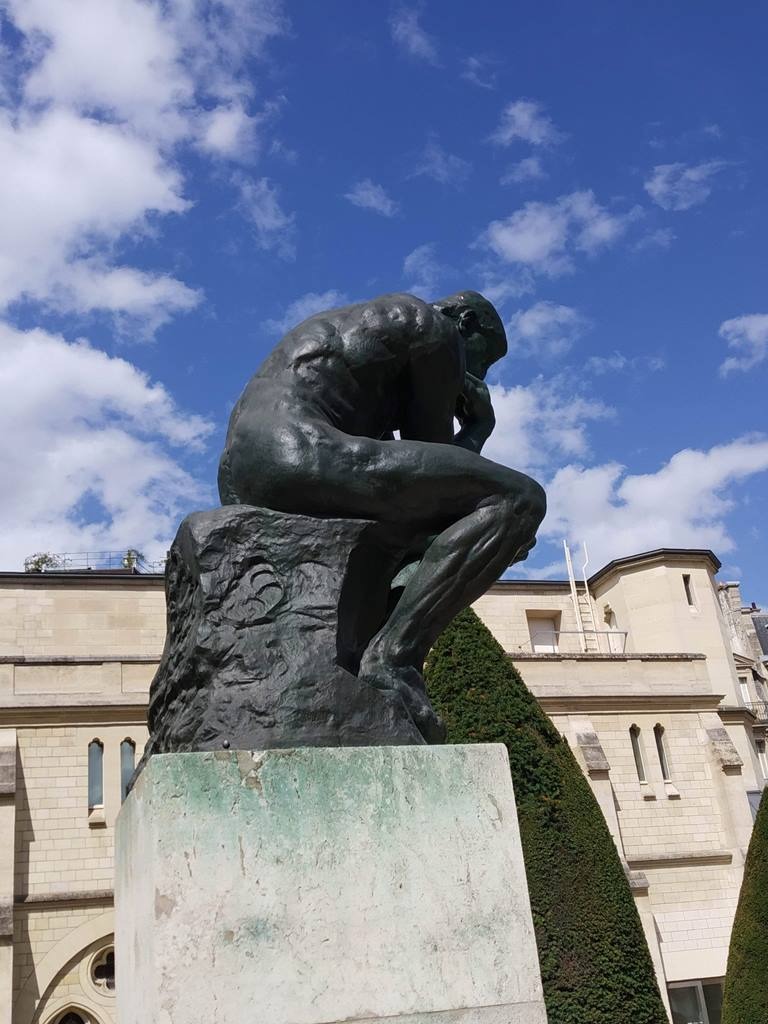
[23,550,166,574]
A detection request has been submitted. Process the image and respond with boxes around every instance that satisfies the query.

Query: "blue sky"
[0,0,767,601]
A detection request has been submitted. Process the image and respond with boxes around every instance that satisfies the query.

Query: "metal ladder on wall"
[564,540,599,653]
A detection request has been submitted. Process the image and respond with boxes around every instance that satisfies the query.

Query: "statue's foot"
[359,648,445,744]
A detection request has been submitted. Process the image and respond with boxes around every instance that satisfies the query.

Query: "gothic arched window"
[654,724,671,782]
[120,739,136,803]
[87,739,103,808]
[629,725,646,783]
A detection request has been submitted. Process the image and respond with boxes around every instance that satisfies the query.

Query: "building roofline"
[486,578,571,591]
[0,546,723,590]
[0,571,165,586]
[587,548,721,588]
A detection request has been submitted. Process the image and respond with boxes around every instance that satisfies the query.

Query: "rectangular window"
[738,675,751,705]
[668,980,723,1024]
[527,615,559,653]
[756,739,768,780]
[683,573,696,608]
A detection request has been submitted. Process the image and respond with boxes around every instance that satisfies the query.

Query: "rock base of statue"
[142,505,444,761]
[115,746,548,1024]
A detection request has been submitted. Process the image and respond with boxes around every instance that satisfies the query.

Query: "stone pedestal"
[116,745,548,1024]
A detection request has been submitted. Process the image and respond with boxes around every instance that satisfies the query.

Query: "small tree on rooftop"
[23,552,65,573]
[424,607,668,1024]
[722,788,768,1024]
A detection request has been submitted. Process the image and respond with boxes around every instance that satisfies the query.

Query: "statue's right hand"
[456,372,495,430]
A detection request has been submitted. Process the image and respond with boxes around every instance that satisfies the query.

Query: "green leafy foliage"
[722,790,768,1024]
[424,607,668,1024]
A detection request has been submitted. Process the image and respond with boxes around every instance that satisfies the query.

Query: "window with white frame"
[526,613,559,653]
[668,979,723,1024]
[738,675,751,706]
[756,738,768,779]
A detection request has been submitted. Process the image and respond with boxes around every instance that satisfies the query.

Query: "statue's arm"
[453,373,495,454]
[399,346,457,443]
[399,316,463,444]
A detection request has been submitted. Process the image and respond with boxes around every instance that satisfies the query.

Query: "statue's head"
[432,290,507,379]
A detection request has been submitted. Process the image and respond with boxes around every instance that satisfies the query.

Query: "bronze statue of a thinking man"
[218,290,546,737]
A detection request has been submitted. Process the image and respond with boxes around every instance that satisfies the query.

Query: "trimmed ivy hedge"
[424,607,668,1024]
[722,789,768,1024]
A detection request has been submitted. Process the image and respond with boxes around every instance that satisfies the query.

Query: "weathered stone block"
[116,746,548,1024]
[143,505,442,761]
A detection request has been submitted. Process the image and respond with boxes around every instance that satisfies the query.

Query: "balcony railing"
[523,629,628,655]
[746,702,768,723]
[23,550,166,574]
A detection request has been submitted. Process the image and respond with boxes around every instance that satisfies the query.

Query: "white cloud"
[644,160,728,211]
[411,139,471,187]
[0,321,213,568]
[719,314,768,375]
[483,377,613,476]
[484,370,768,578]
[199,103,256,157]
[12,0,191,141]
[235,175,295,259]
[265,289,350,335]
[389,6,440,66]
[0,107,198,323]
[403,243,449,296]
[490,99,564,147]
[0,0,287,330]
[12,0,286,139]
[461,56,496,90]
[633,227,676,251]
[585,351,665,375]
[501,156,545,185]
[483,191,637,276]
[506,301,589,360]
[542,437,768,569]
[344,179,399,217]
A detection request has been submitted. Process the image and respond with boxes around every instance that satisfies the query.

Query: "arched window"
[654,724,671,782]
[120,739,136,803]
[58,1013,87,1024]
[88,739,104,808]
[629,725,646,783]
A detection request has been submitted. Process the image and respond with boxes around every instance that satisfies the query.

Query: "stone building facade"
[0,571,162,1024]
[0,548,765,1024]
[475,548,767,1024]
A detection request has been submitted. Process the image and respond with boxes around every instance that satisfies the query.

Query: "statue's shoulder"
[353,292,440,334]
